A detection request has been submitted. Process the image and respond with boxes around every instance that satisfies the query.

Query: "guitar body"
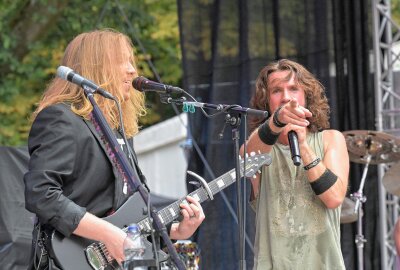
[51,233,106,270]
[49,153,271,270]
[50,193,168,270]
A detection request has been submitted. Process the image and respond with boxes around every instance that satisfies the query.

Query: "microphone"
[57,66,114,99]
[133,76,184,94]
[288,131,301,166]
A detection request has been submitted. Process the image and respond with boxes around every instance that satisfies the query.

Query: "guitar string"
[98,243,111,263]
[137,159,257,228]
[94,243,109,265]
[156,163,251,224]
[156,166,246,223]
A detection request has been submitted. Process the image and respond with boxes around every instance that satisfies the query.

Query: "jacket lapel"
[82,118,127,210]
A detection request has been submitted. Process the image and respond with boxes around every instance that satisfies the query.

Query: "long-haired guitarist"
[24,29,205,269]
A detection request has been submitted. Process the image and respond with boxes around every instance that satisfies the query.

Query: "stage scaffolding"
[371,0,400,269]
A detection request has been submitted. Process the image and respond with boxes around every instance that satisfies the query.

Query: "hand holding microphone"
[273,100,312,166]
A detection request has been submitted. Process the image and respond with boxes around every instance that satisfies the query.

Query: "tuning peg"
[250,151,255,156]
[245,153,249,158]
[258,150,261,154]
[257,170,261,174]
[252,175,257,179]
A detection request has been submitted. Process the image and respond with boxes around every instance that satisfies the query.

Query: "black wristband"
[272,106,287,128]
[258,119,280,145]
[310,168,338,195]
[304,158,321,170]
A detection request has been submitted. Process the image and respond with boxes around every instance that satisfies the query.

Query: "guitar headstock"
[240,152,272,178]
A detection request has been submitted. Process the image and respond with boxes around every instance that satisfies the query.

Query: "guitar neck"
[138,168,238,231]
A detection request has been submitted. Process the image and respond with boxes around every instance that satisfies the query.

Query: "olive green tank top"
[253,132,344,270]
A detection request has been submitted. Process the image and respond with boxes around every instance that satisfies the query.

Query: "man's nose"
[127,63,136,75]
[281,89,291,103]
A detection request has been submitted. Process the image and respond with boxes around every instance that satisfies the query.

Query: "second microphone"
[132,76,183,94]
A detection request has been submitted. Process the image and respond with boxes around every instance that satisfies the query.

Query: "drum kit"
[341,130,400,270]
[161,240,200,270]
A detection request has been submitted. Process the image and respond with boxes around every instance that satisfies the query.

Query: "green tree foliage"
[393,0,400,25]
[0,0,182,146]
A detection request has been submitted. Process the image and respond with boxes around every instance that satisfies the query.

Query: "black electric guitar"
[49,153,272,270]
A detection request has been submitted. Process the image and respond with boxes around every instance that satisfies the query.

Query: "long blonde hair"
[33,29,146,137]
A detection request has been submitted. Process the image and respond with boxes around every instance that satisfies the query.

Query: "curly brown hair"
[249,59,330,133]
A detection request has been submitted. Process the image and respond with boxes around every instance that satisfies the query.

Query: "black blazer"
[24,103,127,237]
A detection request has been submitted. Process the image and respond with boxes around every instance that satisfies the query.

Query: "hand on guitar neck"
[170,195,205,240]
[72,196,205,266]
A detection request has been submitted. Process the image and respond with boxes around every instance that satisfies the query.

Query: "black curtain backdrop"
[178,0,378,269]
[0,146,33,270]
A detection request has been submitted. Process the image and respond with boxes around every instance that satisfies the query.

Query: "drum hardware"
[343,130,400,270]
[350,154,369,270]
[162,240,200,270]
[340,197,363,224]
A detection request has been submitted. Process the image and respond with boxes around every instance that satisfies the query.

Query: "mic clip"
[159,93,171,104]
[160,94,186,105]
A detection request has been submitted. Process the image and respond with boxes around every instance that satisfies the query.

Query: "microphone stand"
[227,112,247,270]
[167,98,268,270]
[83,86,186,270]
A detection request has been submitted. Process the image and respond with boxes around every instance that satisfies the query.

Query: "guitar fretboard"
[137,154,270,232]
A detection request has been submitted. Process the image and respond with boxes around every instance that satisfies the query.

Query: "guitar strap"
[116,128,150,192]
[89,113,150,205]
[30,219,61,270]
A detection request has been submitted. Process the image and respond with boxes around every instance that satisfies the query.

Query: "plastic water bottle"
[123,224,146,270]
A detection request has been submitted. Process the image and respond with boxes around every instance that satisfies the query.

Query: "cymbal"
[340,197,362,224]
[342,130,400,164]
[382,162,400,196]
